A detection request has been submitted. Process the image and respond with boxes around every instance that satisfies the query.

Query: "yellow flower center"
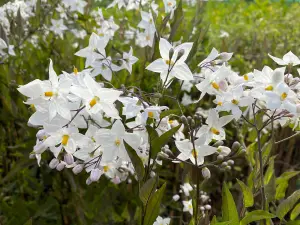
[99,33,104,37]
[265,85,273,91]
[73,66,78,75]
[167,1,173,6]
[146,35,150,41]
[231,99,239,105]
[115,139,121,146]
[210,127,220,135]
[89,96,100,108]
[217,101,222,106]
[168,120,174,124]
[211,82,220,90]
[188,204,193,209]
[148,111,154,118]
[192,149,198,158]
[103,165,109,172]
[243,74,249,81]
[44,91,54,97]
[165,59,175,65]
[281,92,287,100]
[61,135,69,146]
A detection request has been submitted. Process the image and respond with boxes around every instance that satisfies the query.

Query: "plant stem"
[256,128,267,211]
[195,168,200,224]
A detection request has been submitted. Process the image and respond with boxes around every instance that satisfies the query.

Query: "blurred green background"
[1,0,300,224]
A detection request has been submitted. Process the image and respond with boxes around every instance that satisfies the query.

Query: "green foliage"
[276,190,300,220]
[240,210,275,225]
[237,179,254,208]
[221,183,239,224]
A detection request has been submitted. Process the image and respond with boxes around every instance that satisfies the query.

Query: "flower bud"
[217,155,224,161]
[213,141,224,148]
[112,176,121,184]
[201,167,211,179]
[231,141,241,152]
[56,162,65,171]
[169,48,174,59]
[180,115,188,124]
[49,158,59,169]
[225,165,231,170]
[204,204,211,210]
[200,206,205,211]
[221,162,228,167]
[150,171,156,178]
[173,194,180,201]
[86,177,92,185]
[227,159,234,166]
[64,153,74,165]
[72,164,84,174]
[217,146,231,156]
[157,152,169,159]
[90,168,102,182]
[177,49,185,60]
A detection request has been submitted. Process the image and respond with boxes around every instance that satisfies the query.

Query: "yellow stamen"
[167,1,172,6]
[115,139,121,146]
[61,135,69,146]
[211,82,219,90]
[89,96,99,108]
[265,85,273,91]
[30,104,36,112]
[231,99,239,105]
[148,111,154,118]
[192,149,198,158]
[210,127,220,135]
[165,59,174,65]
[217,102,222,106]
[168,120,174,124]
[281,92,287,100]
[73,66,78,75]
[103,165,109,172]
[243,74,249,81]
[44,91,53,97]
[146,35,150,41]
[99,33,104,37]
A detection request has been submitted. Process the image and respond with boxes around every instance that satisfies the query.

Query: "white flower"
[153,216,171,225]
[183,199,193,215]
[121,47,138,73]
[146,38,194,84]
[180,183,193,196]
[175,134,217,165]
[70,74,122,118]
[268,51,300,66]
[196,109,233,142]
[49,19,67,39]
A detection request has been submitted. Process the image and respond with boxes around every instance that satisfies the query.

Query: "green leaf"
[240,210,275,225]
[276,171,300,185]
[276,190,300,220]
[144,183,166,225]
[237,179,254,208]
[159,109,179,119]
[276,180,289,200]
[291,203,300,220]
[287,221,300,225]
[222,183,239,224]
[265,174,276,203]
[124,141,145,181]
[151,124,181,158]
[139,177,156,206]
[262,140,273,166]
[146,125,159,141]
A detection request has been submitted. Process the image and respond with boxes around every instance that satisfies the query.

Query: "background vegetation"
[1,0,300,224]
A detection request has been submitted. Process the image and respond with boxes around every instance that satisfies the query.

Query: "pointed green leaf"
[291,203,300,220]
[139,177,156,206]
[240,210,275,225]
[124,141,145,181]
[276,190,300,220]
[287,221,300,225]
[276,171,300,185]
[151,124,181,158]
[144,183,166,225]
[276,180,289,200]
[222,183,239,224]
[237,179,254,208]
